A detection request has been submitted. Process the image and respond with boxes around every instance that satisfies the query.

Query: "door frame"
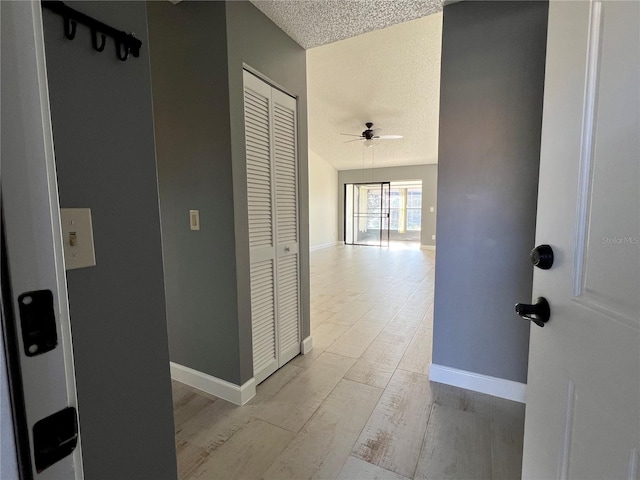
[243,68,303,384]
[1,1,83,478]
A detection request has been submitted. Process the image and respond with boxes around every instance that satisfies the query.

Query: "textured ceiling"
[307,13,443,171]
[250,0,442,49]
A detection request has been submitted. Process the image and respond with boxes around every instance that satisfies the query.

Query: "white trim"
[301,336,314,354]
[420,245,436,251]
[243,64,297,100]
[573,0,602,300]
[169,362,256,406]
[429,363,526,403]
[559,380,576,480]
[3,2,84,477]
[628,449,639,480]
[309,241,339,252]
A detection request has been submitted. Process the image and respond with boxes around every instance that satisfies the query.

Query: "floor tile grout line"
[411,400,437,480]
[341,374,392,392]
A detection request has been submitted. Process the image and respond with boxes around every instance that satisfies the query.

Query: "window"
[406,188,422,231]
[377,186,422,233]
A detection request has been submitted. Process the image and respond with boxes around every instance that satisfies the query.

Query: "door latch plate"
[33,407,79,473]
[17,290,58,356]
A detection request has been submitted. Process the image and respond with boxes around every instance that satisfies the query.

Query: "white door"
[243,71,301,383]
[272,88,301,367]
[522,1,639,479]
[244,70,279,384]
[1,1,83,478]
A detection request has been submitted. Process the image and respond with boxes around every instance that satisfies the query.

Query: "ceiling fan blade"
[343,138,365,143]
[374,135,403,140]
[340,133,363,137]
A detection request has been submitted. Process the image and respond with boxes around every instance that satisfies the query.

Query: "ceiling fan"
[341,122,403,146]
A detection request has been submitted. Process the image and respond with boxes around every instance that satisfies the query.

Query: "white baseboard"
[429,363,526,403]
[310,241,339,252]
[170,362,256,406]
[301,335,314,354]
[420,245,436,251]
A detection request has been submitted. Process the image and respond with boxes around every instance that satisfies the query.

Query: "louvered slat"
[277,254,299,354]
[244,86,272,249]
[274,103,297,245]
[250,259,276,372]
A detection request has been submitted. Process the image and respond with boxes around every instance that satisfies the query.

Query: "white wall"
[308,149,339,249]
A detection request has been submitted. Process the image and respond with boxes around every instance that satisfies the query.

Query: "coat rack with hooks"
[41,0,142,62]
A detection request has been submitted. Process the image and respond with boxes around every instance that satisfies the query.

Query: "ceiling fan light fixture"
[341,122,402,146]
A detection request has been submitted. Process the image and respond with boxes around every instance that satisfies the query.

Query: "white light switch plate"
[189,210,200,231]
[60,208,96,270]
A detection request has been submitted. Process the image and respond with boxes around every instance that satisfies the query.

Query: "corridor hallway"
[172,244,525,479]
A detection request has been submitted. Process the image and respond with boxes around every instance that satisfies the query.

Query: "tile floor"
[172,244,525,480]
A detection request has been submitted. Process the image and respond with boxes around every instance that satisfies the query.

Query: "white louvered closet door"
[243,71,301,384]
[272,89,300,366]
[243,70,278,384]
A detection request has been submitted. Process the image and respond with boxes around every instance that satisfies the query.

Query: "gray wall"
[147,2,241,383]
[225,1,310,382]
[432,1,548,383]
[338,165,438,247]
[147,1,309,385]
[43,2,177,478]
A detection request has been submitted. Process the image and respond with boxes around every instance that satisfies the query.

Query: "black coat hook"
[42,1,142,62]
[91,29,106,52]
[115,40,129,62]
[63,16,76,40]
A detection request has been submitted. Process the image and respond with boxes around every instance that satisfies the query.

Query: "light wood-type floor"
[172,243,525,480]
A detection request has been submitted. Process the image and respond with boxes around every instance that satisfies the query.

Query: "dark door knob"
[515,297,550,327]
[530,244,554,269]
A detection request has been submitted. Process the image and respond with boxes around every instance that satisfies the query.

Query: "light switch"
[60,208,96,270]
[429,206,435,213]
[189,210,200,231]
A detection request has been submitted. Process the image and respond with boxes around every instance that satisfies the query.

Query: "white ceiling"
[248,0,444,171]
[250,0,442,49]
[307,13,443,171]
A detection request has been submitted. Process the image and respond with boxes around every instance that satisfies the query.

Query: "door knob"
[515,297,550,327]
[530,244,554,269]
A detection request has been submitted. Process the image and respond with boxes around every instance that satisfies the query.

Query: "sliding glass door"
[344,182,390,247]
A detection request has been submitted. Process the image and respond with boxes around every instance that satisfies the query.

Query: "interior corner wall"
[433,1,548,383]
[42,2,177,478]
[309,150,339,249]
[337,164,438,247]
[225,1,310,382]
[147,1,241,385]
